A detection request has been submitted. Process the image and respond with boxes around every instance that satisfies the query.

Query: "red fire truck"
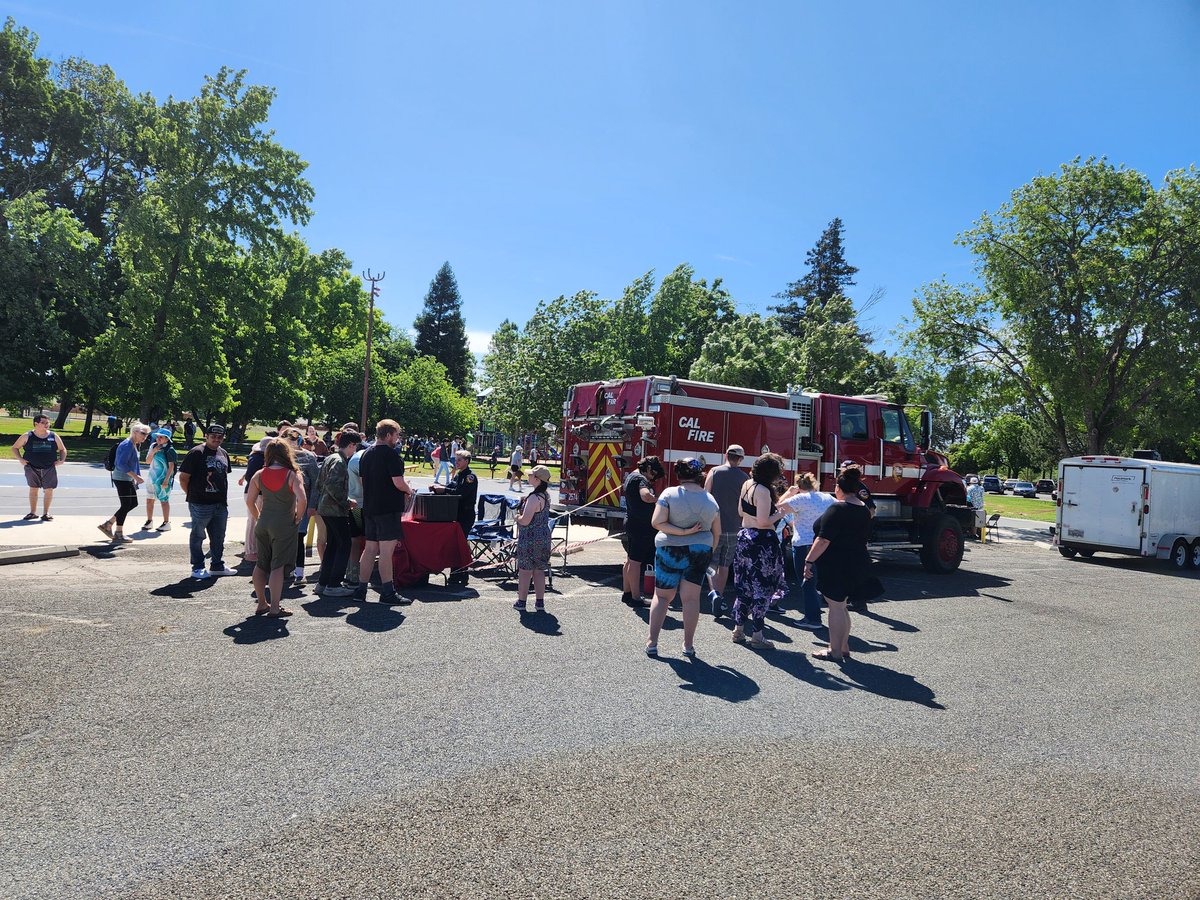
[559,375,973,572]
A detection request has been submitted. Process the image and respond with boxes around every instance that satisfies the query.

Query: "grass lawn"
[983,493,1057,523]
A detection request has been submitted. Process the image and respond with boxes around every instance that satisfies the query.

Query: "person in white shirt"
[778,471,835,629]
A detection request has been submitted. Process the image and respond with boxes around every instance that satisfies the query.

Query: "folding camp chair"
[464,494,521,580]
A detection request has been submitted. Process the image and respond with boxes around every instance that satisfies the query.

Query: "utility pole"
[361,269,385,429]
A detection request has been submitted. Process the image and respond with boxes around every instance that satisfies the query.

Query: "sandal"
[682,646,696,658]
[40,515,53,521]
[267,608,293,618]
[810,650,844,662]
[731,628,747,644]
[748,636,775,651]
[97,521,114,539]
[22,512,38,521]
[254,606,270,617]
[645,644,658,657]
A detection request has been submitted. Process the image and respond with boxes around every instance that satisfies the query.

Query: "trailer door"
[1060,464,1145,549]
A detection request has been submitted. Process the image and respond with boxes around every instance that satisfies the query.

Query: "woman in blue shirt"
[98,423,151,543]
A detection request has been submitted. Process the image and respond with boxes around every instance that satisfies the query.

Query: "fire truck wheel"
[919,513,964,574]
[1058,546,1078,558]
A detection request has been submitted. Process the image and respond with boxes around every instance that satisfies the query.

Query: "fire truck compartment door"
[586,441,624,508]
[1060,464,1145,549]
[727,413,795,465]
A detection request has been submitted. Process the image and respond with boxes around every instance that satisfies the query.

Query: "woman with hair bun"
[731,452,788,649]
[804,465,872,662]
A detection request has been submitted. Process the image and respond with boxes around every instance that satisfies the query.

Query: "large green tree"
[907,159,1200,456]
[771,217,859,336]
[413,261,472,391]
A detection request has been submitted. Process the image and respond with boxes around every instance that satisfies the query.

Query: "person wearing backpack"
[98,423,151,543]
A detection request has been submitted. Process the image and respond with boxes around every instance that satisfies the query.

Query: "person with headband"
[645,457,721,658]
[805,465,873,662]
[731,452,788,649]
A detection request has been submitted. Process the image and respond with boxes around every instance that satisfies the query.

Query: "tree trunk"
[82,393,96,438]
[53,397,73,430]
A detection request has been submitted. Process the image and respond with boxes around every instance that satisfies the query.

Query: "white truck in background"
[1053,456,1200,569]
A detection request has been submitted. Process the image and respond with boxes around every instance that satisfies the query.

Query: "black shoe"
[669,599,682,611]
[620,592,634,606]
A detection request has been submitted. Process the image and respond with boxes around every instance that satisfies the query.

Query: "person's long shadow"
[300,595,350,619]
[841,659,945,709]
[857,606,920,633]
[150,578,219,600]
[518,609,562,636]
[344,601,405,633]
[633,607,681,630]
[662,656,760,703]
[222,615,289,644]
[758,648,852,691]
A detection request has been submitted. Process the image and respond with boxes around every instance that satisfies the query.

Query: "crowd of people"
[625,444,876,662]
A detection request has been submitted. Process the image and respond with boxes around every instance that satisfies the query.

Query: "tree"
[907,159,1200,456]
[689,315,802,392]
[386,356,478,436]
[634,265,736,377]
[478,319,522,435]
[771,217,859,336]
[413,262,472,392]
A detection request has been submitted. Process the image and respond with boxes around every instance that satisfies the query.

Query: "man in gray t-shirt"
[704,444,749,599]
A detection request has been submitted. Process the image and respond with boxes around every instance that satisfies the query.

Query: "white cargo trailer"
[1054,456,1200,569]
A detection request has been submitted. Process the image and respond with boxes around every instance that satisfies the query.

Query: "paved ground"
[1,476,1197,898]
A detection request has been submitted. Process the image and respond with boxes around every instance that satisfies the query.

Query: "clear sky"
[11,1,1200,353]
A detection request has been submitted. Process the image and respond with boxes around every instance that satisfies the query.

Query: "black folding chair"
[464,494,521,580]
[984,512,1001,542]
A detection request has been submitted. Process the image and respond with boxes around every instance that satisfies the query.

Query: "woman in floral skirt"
[732,452,788,649]
[513,465,554,611]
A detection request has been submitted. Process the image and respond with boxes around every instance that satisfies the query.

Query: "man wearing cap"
[178,425,236,579]
[11,415,67,521]
[432,449,479,585]
[704,444,749,610]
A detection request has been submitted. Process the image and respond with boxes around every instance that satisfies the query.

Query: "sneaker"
[157,522,171,532]
[682,646,696,658]
[352,583,368,600]
[620,591,634,606]
[796,619,822,631]
[534,599,545,612]
[141,519,154,531]
[113,532,133,543]
[322,585,355,598]
[313,584,325,596]
[210,566,238,576]
[292,576,306,589]
[192,568,212,579]
[513,599,527,611]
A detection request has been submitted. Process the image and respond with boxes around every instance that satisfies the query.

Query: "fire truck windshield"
[882,408,916,452]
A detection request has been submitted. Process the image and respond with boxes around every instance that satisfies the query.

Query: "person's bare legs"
[267,566,287,613]
[376,539,398,590]
[648,586,675,648]
[358,541,378,587]
[41,487,54,517]
[252,566,269,613]
[315,514,327,561]
[517,568,533,605]
[680,580,702,652]
[532,569,546,604]
[711,565,730,595]
[623,558,641,597]
[159,499,170,524]
[27,487,38,516]
[824,597,850,658]
[145,496,155,523]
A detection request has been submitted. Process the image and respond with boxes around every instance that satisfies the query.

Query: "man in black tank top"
[12,415,67,520]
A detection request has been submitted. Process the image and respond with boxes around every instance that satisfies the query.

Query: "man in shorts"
[355,418,413,604]
[621,456,663,607]
[704,444,749,611]
[12,415,67,520]
[508,444,524,492]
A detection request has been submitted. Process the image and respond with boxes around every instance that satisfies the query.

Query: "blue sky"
[12,1,1200,354]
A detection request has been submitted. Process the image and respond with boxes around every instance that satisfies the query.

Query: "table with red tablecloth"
[391,514,472,587]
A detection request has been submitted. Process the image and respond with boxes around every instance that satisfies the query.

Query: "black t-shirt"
[444,467,479,525]
[179,445,231,505]
[624,472,655,530]
[813,501,872,568]
[359,443,407,516]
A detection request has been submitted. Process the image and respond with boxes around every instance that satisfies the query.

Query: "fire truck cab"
[560,375,973,573]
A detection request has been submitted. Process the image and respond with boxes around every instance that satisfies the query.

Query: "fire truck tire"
[920,513,964,573]
[1058,545,1078,558]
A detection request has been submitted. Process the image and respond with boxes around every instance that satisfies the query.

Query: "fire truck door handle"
[879,438,884,474]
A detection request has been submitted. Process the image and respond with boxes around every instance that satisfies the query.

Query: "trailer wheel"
[1171,539,1194,570]
[1191,540,1200,569]
[1077,550,1095,559]
[920,514,964,573]
[1058,546,1078,559]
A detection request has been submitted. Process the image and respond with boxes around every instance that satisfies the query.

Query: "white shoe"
[157,522,172,532]
[209,566,238,576]
[192,568,212,579]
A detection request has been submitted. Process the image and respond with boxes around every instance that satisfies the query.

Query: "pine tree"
[413,261,472,391]
[770,217,859,337]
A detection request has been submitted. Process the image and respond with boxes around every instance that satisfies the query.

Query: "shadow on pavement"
[758,648,852,691]
[150,577,218,599]
[842,659,945,709]
[222,615,289,644]
[856,607,921,632]
[518,609,562,636]
[663,656,760,703]
[632,606,681,630]
[343,602,405,633]
[871,562,1014,602]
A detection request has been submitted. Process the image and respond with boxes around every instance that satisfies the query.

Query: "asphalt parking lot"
[1,531,1197,899]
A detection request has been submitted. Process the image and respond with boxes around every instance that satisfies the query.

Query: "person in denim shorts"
[645,457,721,658]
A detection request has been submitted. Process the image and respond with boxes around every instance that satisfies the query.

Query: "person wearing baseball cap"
[703,444,749,614]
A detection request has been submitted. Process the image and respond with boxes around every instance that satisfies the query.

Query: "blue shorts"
[654,543,713,590]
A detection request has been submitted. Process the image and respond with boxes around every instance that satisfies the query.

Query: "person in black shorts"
[621,456,663,607]
[355,418,413,604]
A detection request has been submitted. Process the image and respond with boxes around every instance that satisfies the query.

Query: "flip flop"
[810,650,844,662]
[254,607,269,617]
[40,515,53,521]
[22,513,38,521]
[267,609,293,618]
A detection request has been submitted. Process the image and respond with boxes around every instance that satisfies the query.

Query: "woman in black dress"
[803,465,872,662]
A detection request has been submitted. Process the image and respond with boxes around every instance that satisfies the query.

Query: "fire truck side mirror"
[919,410,934,450]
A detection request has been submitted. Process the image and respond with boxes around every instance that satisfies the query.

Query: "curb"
[0,545,81,566]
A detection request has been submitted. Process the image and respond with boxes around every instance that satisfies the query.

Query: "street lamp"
[361,269,385,428]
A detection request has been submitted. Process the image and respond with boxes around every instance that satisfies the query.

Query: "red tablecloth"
[391,515,472,587]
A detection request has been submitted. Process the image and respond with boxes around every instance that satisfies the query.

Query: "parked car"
[1035,479,1055,494]
[982,475,1003,494]
[1013,480,1037,498]
[1003,478,1019,493]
